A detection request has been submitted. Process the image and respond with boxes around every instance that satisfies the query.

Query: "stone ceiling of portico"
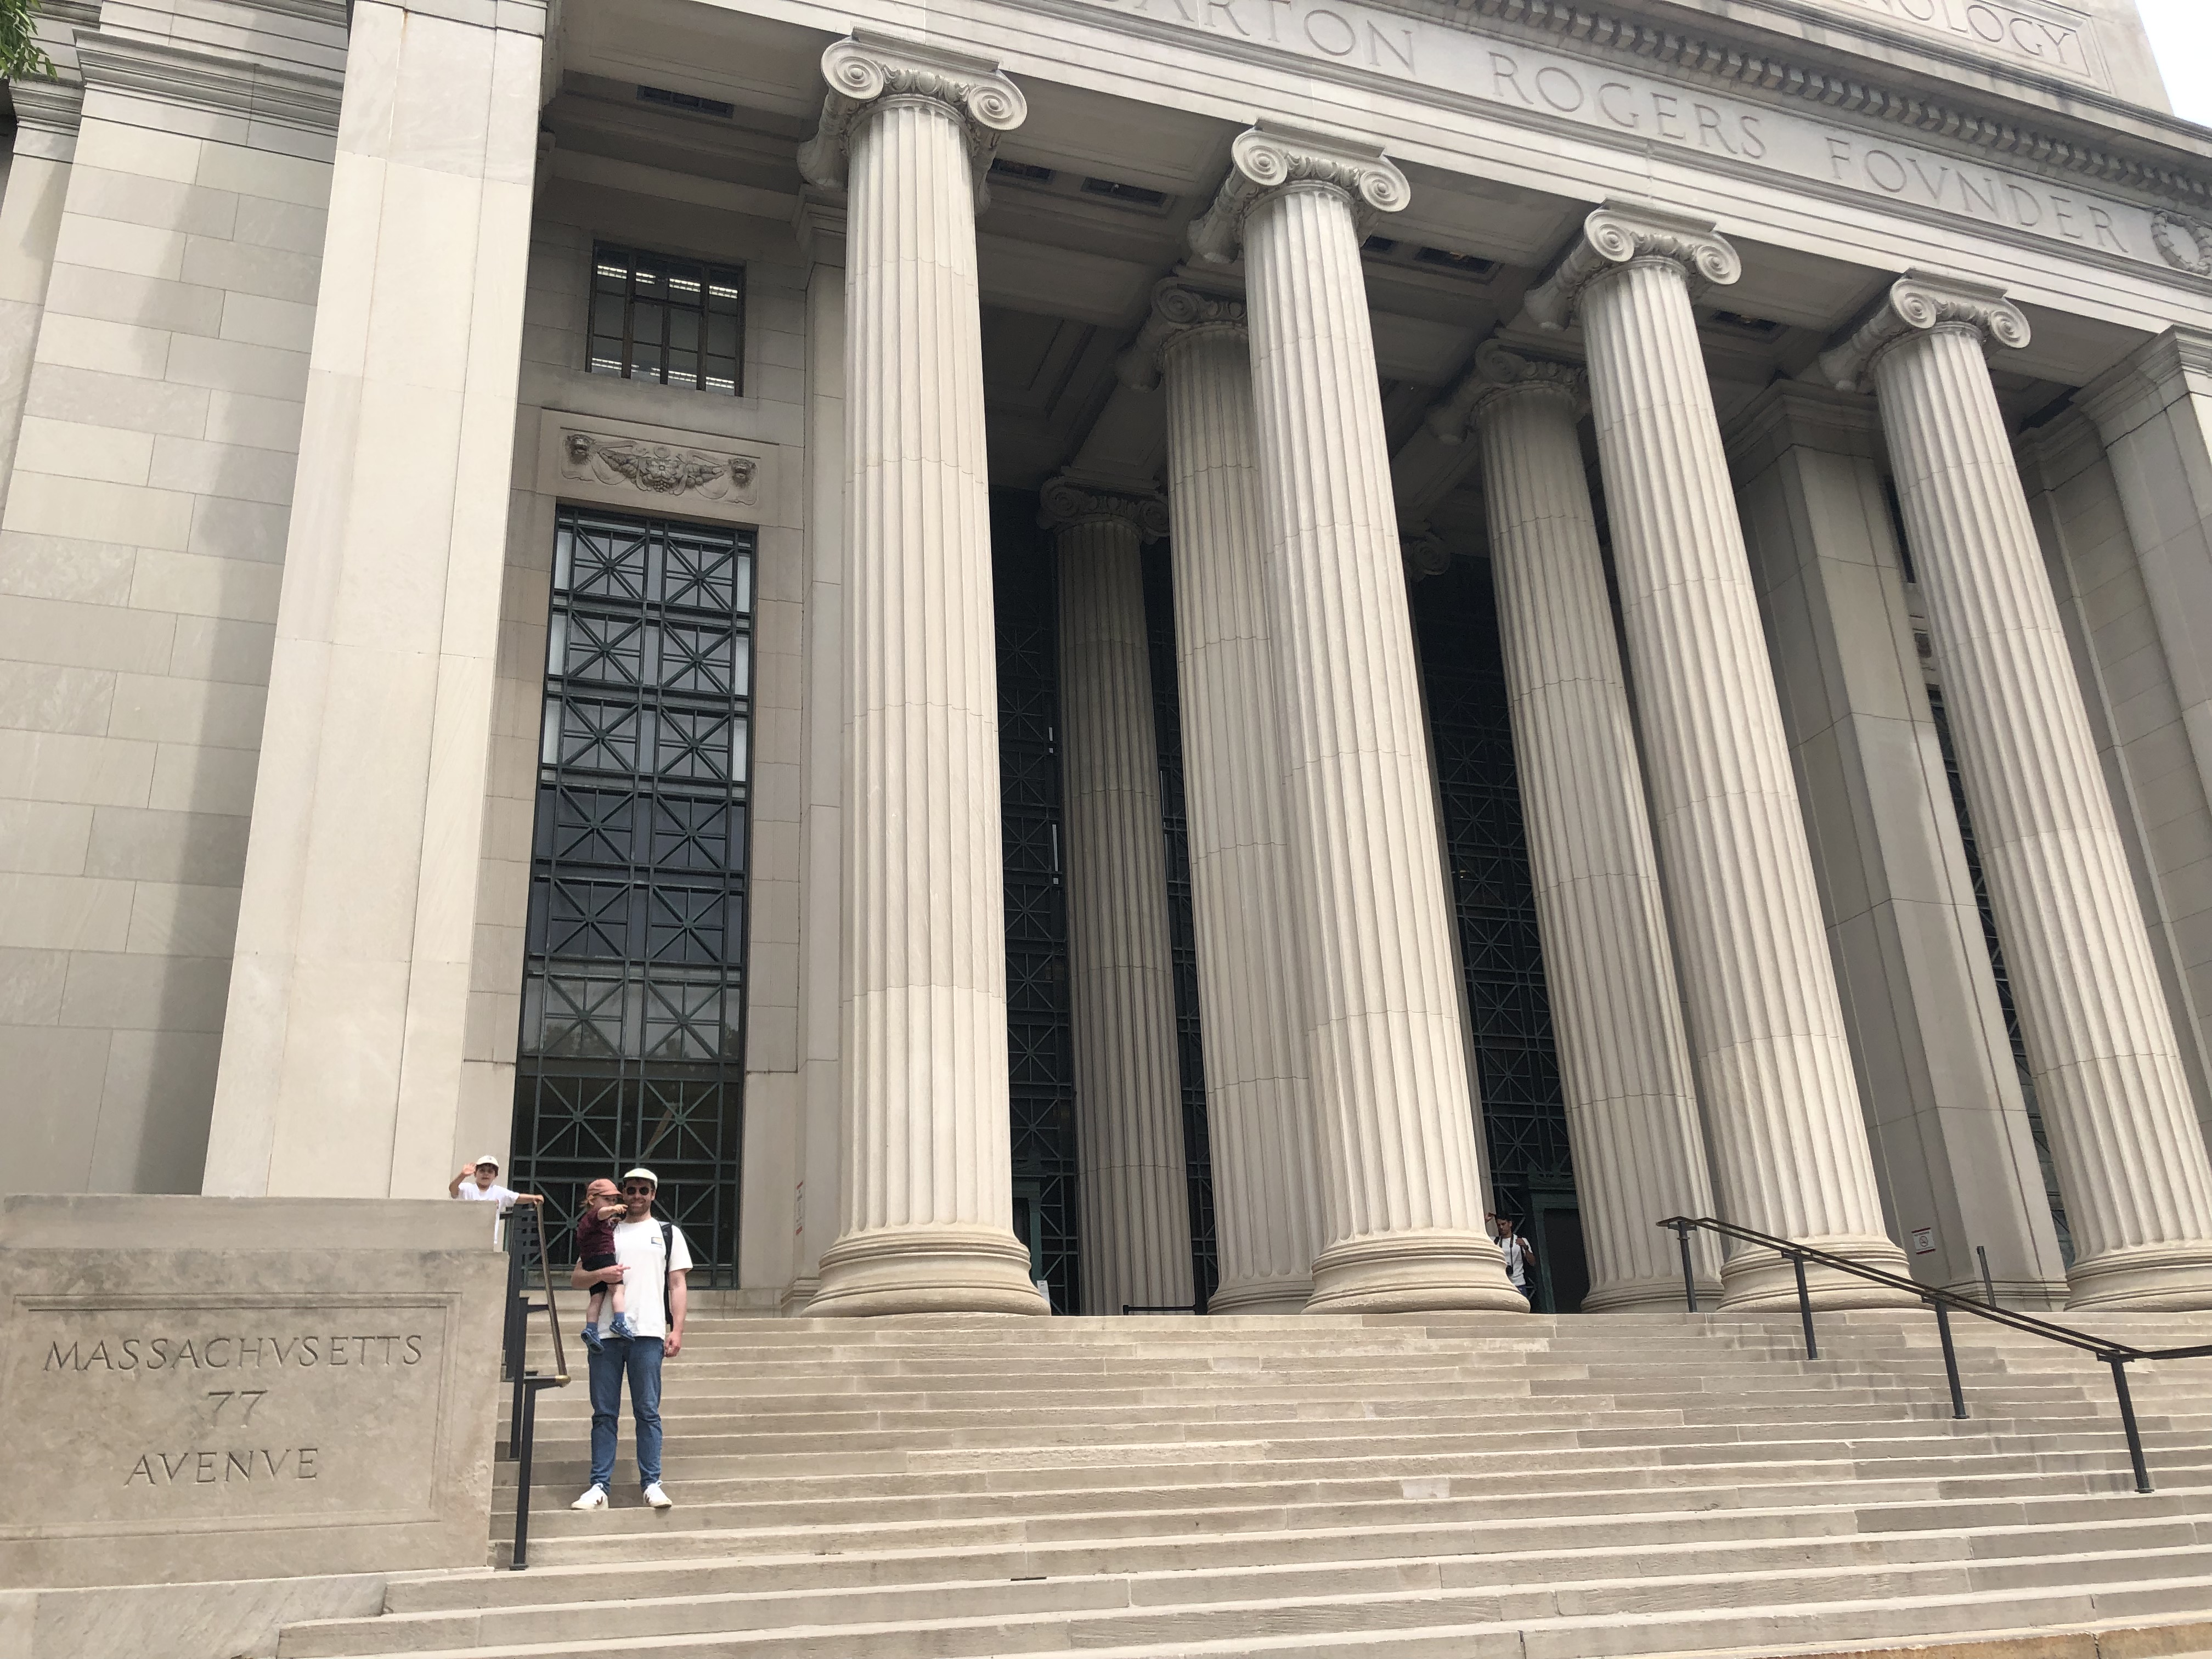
[555,0,2106,532]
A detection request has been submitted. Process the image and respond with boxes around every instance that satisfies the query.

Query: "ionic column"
[1042,475,1195,1316]
[795,35,1043,1316]
[1452,340,1720,1310]
[1824,275,2212,1309]
[1189,125,1522,1313]
[1525,202,1912,1308]
[1119,285,1326,1313]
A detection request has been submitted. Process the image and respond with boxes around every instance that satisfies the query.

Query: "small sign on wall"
[1910,1227,1937,1255]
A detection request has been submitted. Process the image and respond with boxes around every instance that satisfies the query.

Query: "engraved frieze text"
[1085,0,2168,268]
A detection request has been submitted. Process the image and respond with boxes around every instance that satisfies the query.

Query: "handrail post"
[2106,1355,2153,1494]
[1976,1244,1997,1307]
[1671,1220,1699,1313]
[512,1376,543,1569]
[1791,1253,1818,1361]
[1933,1300,1967,1419]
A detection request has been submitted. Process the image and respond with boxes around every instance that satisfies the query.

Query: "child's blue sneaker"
[580,1323,602,1352]
[609,1312,634,1340]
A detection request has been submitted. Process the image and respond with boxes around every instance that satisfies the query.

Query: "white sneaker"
[642,1482,673,1510]
[569,1485,608,1511]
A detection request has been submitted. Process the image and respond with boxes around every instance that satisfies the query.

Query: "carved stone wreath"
[2153,212,2212,278]
[562,432,758,503]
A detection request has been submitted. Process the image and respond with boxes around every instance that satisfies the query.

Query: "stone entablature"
[1069,0,2211,276]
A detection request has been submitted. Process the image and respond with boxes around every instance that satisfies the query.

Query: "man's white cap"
[622,1167,658,1187]
[473,1154,501,1169]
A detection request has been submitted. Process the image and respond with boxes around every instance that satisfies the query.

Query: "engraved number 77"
[207,1390,268,1425]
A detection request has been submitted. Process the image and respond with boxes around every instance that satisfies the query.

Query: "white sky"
[2138,0,2212,126]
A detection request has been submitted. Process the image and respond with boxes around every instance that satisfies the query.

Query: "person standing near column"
[1043,475,1196,1316]
[1523,202,1914,1309]
[1449,339,1722,1310]
[1118,280,1328,1314]
[795,32,1044,1316]
[1189,125,1523,1313]
[1824,274,2212,1309]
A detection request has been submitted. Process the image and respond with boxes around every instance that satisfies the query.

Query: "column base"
[1305,1230,1531,1314]
[1581,1272,1723,1313]
[1205,1275,1316,1316]
[1717,1233,1922,1311]
[2066,1240,2212,1311]
[810,1224,1048,1317]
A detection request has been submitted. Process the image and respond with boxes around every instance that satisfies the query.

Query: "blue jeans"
[587,1334,664,1491]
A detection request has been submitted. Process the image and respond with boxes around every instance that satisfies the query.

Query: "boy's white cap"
[622,1167,658,1187]
[473,1153,500,1169]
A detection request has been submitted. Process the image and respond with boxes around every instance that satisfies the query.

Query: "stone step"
[386,1506,2211,1615]
[490,1479,2212,1570]
[489,1423,2211,1496]
[280,1564,2212,1658]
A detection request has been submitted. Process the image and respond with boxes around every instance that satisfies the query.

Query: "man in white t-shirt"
[568,1166,692,1513]
[448,1155,544,1210]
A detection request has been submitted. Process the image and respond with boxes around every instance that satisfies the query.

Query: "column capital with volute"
[795,31,1026,208]
[1424,339,1585,446]
[1186,122,1409,265]
[1818,270,2032,393]
[1522,200,1741,331]
[1116,279,1248,391]
[1039,473,1170,542]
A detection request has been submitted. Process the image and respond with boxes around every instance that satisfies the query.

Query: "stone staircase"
[274,1311,2212,1658]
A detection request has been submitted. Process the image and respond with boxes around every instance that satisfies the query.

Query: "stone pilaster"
[1825,274,2212,1308]
[795,33,1043,1316]
[1727,381,2070,1310]
[1122,284,1326,1314]
[202,0,540,1198]
[1042,475,1195,1315]
[1460,340,1720,1311]
[1526,201,1912,1308]
[1193,124,1523,1313]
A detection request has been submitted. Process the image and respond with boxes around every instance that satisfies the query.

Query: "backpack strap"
[661,1220,675,1322]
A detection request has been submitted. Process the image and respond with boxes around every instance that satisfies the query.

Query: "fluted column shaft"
[1838,279,2212,1308]
[1533,204,1911,1308]
[1469,347,1720,1310]
[1051,496,1195,1314]
[1149,312,1325,1313]
[800,39,1042,1315]
[1201,126,1521,1312]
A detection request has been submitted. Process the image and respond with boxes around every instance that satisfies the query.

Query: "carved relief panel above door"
[536,411,788,529]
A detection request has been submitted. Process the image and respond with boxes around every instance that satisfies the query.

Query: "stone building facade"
[7,0,2212,1319]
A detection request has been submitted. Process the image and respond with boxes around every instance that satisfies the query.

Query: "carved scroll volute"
[1115,280,1249,391]
[1186,122,1410,266]
[795,32,1028,210]
[1038,475,1170,543]
[1818,271,2033,393]
[1522,200,1742,332]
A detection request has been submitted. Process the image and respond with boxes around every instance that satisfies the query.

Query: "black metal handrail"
[499,1202,570,1568]
[1660,1215,2212,1494]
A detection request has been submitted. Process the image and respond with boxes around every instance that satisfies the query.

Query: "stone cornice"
[11,78,85,136]
[1039,474,1170,541]
[1818,270,2032,393]
[2076,328,2212,445]
[1720,379,1886,478]
[1115,279,1247,391]
[795,31,1026,212]
[1522,201,1741,331]
[1420,0,2212,218]
[72,30,342,133]
[1187,122,1410,265]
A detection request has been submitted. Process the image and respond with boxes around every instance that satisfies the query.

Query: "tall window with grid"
[510,507,755,1284]
[589,245,744,394]
[1412,558,1578,1295]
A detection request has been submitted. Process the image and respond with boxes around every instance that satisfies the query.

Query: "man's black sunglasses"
[621,1183,655,1194]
